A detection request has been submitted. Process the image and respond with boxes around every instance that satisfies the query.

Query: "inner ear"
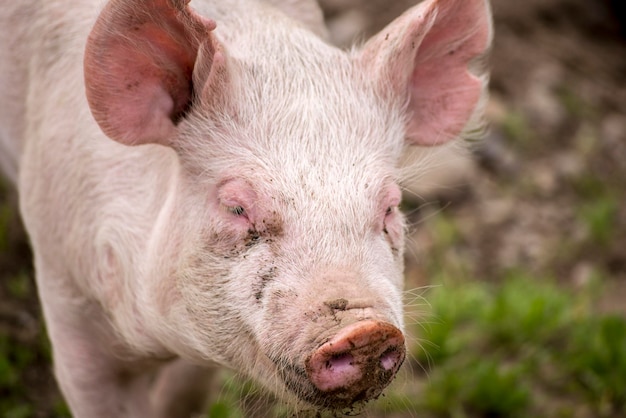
[84,0,216,146]
[359,0,493,147]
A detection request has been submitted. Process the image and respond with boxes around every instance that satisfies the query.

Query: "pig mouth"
[273,360,375,410]
[281,365,401,410]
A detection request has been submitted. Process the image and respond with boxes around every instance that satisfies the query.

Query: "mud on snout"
[274,319,406,411]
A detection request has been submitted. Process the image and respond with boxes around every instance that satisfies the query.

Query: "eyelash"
[228,205,246,217]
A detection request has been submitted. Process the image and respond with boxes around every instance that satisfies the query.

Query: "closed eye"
[383,206,395,234]
[228,205,246,217]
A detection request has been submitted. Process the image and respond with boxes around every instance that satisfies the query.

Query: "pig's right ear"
[359,0,493,146]
[84,0,219,146]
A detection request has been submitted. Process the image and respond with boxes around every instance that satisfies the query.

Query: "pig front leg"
[41,282,216,417]
[50,325,215,417]
[150,358,217,418]
[42,298,153,417]
[36,268,190,417]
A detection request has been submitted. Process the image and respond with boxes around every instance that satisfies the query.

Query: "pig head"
[0,0,492,415]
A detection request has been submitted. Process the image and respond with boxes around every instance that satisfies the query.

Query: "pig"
[0,0,492,416]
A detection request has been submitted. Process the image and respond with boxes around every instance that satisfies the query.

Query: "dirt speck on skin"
[325,298,349,311]
[253,265,277,301]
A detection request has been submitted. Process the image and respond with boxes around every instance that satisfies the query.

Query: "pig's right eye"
[217,179,256,224]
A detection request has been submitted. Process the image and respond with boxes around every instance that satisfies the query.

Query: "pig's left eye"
[380,185,402,242]
[383,206,396,233]
[227,205,246,217]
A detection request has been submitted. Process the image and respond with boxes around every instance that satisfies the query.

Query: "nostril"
[327,352,354,372]
[316,352,360,391]
[380,347,402,371]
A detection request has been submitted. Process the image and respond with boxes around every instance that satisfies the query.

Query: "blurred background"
[1,0,625,416]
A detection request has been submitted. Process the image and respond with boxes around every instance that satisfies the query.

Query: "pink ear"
[361,0,493,146]
[84,0,216,146]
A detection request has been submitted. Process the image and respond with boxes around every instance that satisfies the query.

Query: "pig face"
[169,56,409,406]
[83,0,492,410]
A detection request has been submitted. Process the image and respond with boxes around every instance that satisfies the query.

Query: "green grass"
[0,199,12,252]
[403,274,626,418]
[566,315,626,416]
[500,109,541,154]
[422,360,530,418]
[207,401,243,418]
[6,272,32,301]
[557,86,597,122]
[0,336,36,417]
[579,197,619,248]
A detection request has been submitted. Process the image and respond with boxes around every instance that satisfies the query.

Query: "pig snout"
[305,320,405,408]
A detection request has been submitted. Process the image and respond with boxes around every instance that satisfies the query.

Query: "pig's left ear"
[84,0,217,146]
[359,0,493,146]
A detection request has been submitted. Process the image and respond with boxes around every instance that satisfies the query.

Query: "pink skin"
[0,0,492,415]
